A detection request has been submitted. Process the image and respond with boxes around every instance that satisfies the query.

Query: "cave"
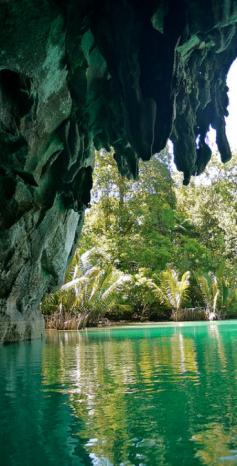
[0,0,236,342]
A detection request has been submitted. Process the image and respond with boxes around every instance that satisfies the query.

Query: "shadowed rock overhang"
[0,0,237,341]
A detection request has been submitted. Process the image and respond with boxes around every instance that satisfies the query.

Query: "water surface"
[1,321,237,465]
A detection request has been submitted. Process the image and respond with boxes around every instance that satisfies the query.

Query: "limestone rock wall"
[0,0,236,341]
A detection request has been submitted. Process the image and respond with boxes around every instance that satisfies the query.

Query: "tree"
[42,150,237,324]
[197,272,220,320]
[156,269,191,321]
[80,149,177,274]
[175,152,237,281]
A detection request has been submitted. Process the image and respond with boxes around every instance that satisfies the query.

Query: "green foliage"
[175,153,237,279]
[196,273,220,320]
[219,279,237,318]
[120,269,163,320]
[43,247,134,327]
[80,149,176,274]
[156,269,191,320]
[42,150,237,324]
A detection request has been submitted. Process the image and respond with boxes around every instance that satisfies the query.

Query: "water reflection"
[1,323,237,465]
[0,339,91,466]
[192,423,237,466]
[42,324,237,465]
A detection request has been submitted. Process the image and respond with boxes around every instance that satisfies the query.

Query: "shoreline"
[46,318,237,333]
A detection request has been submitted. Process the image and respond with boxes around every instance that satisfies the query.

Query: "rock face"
[0,0,236,342]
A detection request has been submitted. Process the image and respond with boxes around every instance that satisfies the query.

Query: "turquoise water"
[1,322,237,465]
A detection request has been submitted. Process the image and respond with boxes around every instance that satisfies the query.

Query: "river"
[1,322,237,465]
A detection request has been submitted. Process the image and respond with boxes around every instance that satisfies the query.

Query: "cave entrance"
[226,58,237,151]
[206,58,237,152]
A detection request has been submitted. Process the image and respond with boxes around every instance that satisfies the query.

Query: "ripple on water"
[1,322,237,466]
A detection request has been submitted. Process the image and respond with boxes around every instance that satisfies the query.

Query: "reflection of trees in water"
[1,339,91,466]
[191,325,237,466]
[41,327,237,465]
[207,323,227,369]
[192,423,237,466]
[43,330,199,464]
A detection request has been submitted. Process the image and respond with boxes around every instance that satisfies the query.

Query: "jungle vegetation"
[42,149,237,327]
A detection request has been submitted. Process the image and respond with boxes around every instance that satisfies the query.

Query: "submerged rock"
[0,0,236,341]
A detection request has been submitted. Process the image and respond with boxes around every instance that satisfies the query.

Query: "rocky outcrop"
[0,0,236,341]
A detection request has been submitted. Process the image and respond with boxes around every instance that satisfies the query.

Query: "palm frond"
[158,268,190,313]
[197,272,220,318]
